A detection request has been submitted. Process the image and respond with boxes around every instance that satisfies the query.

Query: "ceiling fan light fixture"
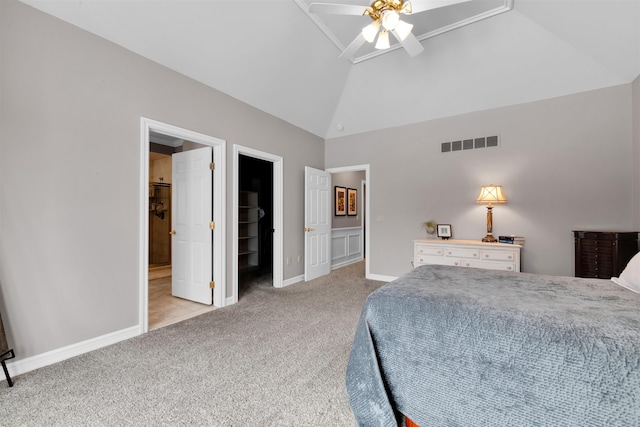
[394,19,413,41]
[375,29,390,49]
[381,9,400,30]
[401,0,412,15]
[362,20,381,43]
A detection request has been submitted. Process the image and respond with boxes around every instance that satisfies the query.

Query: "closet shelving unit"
[238,191,259,274]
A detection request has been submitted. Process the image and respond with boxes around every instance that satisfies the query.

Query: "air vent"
[441,135,500,153]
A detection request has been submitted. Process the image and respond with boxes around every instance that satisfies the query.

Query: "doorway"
[232,145,283,305]
[238,155,273,295]
[139,118,226,334]
[147,143,218,330]
[326,165,371,279]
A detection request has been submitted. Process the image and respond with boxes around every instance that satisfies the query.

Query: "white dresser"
[414,239,521,272]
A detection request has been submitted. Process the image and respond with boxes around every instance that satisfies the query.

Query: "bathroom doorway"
[147,137,217,330]
[140,118,227,334]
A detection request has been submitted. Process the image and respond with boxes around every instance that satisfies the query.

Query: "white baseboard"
[367,273,397,282]
[282,274,304,287]
[331,257,363,270]
[5,325,140,378]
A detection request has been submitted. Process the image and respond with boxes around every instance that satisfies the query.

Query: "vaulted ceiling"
[20,0,640,139]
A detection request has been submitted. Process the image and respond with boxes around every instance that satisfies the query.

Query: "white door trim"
[232,145,283,305]
[139,117,227,334]
[326,164,371,279]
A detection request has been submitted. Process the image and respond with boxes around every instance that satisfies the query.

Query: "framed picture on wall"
[335,186,346,216]
[347,188,357,216]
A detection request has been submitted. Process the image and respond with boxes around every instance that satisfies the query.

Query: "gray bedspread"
[346,265,640,426]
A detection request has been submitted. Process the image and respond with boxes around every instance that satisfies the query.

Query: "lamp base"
[482,235,497,243]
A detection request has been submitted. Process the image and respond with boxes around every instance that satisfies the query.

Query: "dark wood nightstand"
[573,230,639,279]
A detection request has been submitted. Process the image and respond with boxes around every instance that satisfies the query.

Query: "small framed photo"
[347,188,357,216]
[335,186,346,216]
[437,224,452,239]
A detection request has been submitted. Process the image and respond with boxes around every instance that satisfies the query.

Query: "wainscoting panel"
[332,227,363,269]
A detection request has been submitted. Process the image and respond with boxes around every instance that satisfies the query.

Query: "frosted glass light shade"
[375,29,390,49]
[362,21,381,43]
[381,10,400,30]
[394,20,413,41]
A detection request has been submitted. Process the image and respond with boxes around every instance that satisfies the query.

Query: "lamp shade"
[476,185,507,205]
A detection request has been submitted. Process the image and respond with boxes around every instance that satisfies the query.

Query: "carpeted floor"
[0,261,385,426]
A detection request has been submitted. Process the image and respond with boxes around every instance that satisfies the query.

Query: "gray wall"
[0,0,323,360]
[326,84,635,278]
[332,171,365,229]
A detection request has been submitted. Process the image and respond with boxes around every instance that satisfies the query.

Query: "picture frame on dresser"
[335,186,346,216]
[437,224,452,239]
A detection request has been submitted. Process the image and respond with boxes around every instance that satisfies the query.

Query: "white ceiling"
[296,0,514,63]
[19,0,640,139]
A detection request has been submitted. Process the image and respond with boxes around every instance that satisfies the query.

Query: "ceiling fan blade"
[308,3,367,15]
[405,0,472,14]
[392,30,424,57]
[339,33,367,59]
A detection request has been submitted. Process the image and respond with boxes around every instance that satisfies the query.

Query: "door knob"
[169,230,176,235]
[304,227,315,232]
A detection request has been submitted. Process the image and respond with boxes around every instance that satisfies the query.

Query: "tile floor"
[148,266,217,331]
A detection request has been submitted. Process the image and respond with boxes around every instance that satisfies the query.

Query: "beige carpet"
[0,261,385,426]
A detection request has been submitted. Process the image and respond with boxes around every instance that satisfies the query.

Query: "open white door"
[171,147,213,305]
[304,166,331,281]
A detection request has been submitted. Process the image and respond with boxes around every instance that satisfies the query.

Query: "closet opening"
[238,154,274,295]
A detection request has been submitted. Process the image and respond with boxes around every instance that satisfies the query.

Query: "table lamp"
[476,185,507,242]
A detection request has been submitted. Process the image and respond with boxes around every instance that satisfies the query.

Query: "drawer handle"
[484,254,489,258]
[507,266,513,270]
[508,255,512,259]
[437,250,442,254]
[454,261,459,266]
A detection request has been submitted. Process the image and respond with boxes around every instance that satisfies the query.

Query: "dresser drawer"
[465,260,516,272]
[415,244,444,257]
[479,249,518,262]
[416,255,461,267]
[444,247,480,259]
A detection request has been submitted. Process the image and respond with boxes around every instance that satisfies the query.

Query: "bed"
[346,263,640,426]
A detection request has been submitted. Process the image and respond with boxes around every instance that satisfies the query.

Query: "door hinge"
[210,281,215,289]
[209,221,215,230]
[210,162,215,170]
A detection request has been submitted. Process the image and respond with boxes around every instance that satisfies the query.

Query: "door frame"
[232,145,283,304]
[139,118,226,334]
[326,164,371,279]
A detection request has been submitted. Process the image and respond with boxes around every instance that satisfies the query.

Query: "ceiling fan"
[309,0,472,59]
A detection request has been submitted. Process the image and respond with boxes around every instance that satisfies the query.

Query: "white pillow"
[611,252,640,293]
